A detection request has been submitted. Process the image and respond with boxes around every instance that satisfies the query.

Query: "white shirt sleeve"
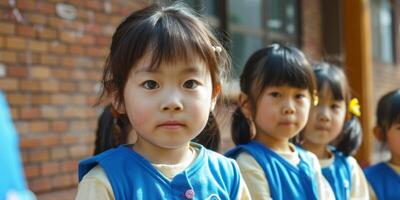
[75,165,115,200]
[348,156,370,199]
[306,152,336,200]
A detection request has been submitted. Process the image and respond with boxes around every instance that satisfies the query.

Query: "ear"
[373,126,385,142]
[238,92,253,120]
[111,95,126,114]
[210,84,221,112]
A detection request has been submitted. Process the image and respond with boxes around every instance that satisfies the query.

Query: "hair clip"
[313,90,319,106]
[348,98,361,117]
[212,46,222,53]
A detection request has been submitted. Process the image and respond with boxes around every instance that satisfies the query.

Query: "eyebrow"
[135,65,202,75]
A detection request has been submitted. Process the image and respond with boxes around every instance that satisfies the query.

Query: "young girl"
[225,44,335,200]
[76,3,250,199]
[364,89,400,200]
[301,63,369,200]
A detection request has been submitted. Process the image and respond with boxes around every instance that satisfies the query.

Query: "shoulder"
[236,152,263,172]
[77,165,114,200]
[364,162,387,175]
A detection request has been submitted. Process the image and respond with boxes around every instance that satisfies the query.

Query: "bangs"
[146,12,217,71]
[313,63,348,101]
[254,48,313,92]
[388,91,400,126]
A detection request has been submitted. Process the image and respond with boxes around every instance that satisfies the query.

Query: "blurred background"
[0,0,399,199]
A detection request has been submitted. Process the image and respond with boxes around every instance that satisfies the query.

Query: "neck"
[255,133,292,153]
[133,140,192,165]
[302,141,330,159]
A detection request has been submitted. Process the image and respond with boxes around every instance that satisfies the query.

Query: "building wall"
[0,0,147,193]
[300,0,323,61]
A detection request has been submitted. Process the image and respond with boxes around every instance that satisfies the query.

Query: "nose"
[317,107,330,122]
[160,90,184,112]
[282,98,295,115]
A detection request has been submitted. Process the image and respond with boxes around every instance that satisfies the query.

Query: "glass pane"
[265,0,299,40]
[230,33,264,78]
[203,0,216,16]
[370,0,394,63]
[229,0,262,29]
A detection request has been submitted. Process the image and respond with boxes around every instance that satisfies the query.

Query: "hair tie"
[348,98,361,117]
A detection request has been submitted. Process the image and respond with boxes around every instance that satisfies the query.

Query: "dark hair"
[94,104,131,155]
[98,3,229,151]
[313,63,362,156]
[231,44,317,145]
[375,89,400,141]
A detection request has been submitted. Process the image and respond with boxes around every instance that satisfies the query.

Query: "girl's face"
[386,121,400,162]
[303,85,346,145]
[121,55,215,150]
[253,85,312,142]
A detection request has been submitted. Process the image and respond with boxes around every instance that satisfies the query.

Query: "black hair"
[313,63,362,156]
[97,3,228,152]
[375,89,400,141]
[231,44,317,145]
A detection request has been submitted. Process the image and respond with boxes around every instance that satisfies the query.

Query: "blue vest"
[364,162,400,200]
[321,147,352,200]
[225,141,319,200]
[79,143,241,200]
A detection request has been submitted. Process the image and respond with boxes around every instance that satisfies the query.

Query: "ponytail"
[93,104,130,155]
[231,107,252,145]
[333,116,362,156]
[192,112,220,152]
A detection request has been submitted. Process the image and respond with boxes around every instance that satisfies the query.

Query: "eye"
[295,93,306,99]
[269,92,280,97]
[183,79,200,89]
[142,80,159,90]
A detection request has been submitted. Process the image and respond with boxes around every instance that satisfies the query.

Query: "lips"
[157,121,185,129]
[279,121,296,126]
[315,126,330,131]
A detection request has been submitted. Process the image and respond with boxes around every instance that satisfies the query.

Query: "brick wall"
[300,0,322,61]
[0,0,147,193]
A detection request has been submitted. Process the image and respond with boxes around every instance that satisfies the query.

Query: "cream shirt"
[75,146,251,200]
[236,143,335,200]
[319,154,370,199]
[368,162,400,200]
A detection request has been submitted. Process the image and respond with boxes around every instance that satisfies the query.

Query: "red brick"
[16,0,36,11]
[41,161,60,176]
[61,134,80,145]
[59,81,77,92]
[7,66,28,77]
[60,31,77,43]
[50,147,68,160]
[69,145,88,158]
[27,13,47,24]
[6,93,30,105]
[95,35,110,46]
[29,149,49,163]
[41,106,60,118]
[49,42,67,54]
[40,135,60,147]
[40,54,58,65]
[20,138,40,149]
[29,120,50,133]
[40,80,60,92]
[9,107,18,120]
[20,107,41,120]
[37,2,55,14]
[30,177,52,192]
[52,120,68,132]
[78,34,95,45]
[51,94,71,105]
[39,27,57,40]
[0,22,15,34]
[15,122,29,135]
[17,25,37,38]
[19,80,40,91]
[18,52,40,65]
[61,57,75,67]
[0,78,18,91]
[69,45,85,55]
[24,164,40,178]
[61,160,78,173]
[31,66,51,79]
[32,94,51,105]
[52,174,73,189]
[28,40,48,52]
[86,1,103,11]
[0,36,4,48]
[6,36,26,50]
[0,51,17,63]
[52,69,70,79]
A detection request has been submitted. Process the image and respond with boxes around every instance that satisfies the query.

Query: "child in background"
[76,3,250,200]
[225,44,334,200]
[301,63,369,200]
[364,89,400,200]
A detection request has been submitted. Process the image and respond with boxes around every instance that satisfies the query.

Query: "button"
[184,189,195,199]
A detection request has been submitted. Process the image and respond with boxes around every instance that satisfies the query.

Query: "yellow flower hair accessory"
[313,90,319,106]
[348,98,361,117]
